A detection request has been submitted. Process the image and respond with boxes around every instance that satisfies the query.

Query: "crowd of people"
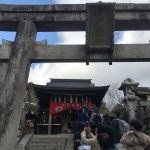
[74,108,150,150]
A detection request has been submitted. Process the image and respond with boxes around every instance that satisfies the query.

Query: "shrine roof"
[33,81,109,108]
[33,83,109,92]
[46,78,95,88]
[135,87,150,95]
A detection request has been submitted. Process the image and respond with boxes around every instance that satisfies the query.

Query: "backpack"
[118,119,129,133]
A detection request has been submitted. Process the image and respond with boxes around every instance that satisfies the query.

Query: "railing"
[34,109,62,134]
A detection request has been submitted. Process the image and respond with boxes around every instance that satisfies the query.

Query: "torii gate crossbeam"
[0,3,150,31]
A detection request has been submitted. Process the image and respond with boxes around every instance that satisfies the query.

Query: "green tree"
[100,102,110,115]
[24,82,39,114]
[111,103,125,114]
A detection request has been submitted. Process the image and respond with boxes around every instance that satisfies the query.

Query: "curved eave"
[33,84,109,92]
[33,84,109,108]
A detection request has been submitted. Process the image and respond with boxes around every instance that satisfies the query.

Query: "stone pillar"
[127,100,137,120]
[0,20,37,150]
[0,63,8,88]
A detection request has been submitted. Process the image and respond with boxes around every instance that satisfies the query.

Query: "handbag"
[115,143,126,150]
[78,144,91,150]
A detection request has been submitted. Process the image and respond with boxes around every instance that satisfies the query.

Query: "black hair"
[97,133,111,149]
[130,119,143,131]
[103,113,111,120]
[93,114,102,123]
[114,111,121,117]
[144,144,150,150]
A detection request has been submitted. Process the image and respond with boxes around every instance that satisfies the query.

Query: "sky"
[1,0,150,101]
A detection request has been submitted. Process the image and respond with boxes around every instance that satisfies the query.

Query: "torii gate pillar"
[0,20,37,150]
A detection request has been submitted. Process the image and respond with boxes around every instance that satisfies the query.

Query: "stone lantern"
[119,78,139,120]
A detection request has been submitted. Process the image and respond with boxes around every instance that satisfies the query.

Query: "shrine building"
[33,79,109,134]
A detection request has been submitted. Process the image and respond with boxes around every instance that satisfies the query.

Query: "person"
[120,119,150,150]
[90,113,102,133]
[78,103,90,132]
[111,111,129,144]
[103,113,111,126]
[144,144,150,150]
[81,126,101,150]
[145,106,150,134]
[81,124,115,150]
[96,123,114,149]
[73,132,82,150]
[97,133,114,150]
[89,104,99,123]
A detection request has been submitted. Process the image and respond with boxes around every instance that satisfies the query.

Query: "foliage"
[111,103,125,115]
[99,102,110,115]
[24,82,39,114]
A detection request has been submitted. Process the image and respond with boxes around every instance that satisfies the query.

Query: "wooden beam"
[1,44,150,62]
[0,4,150,31]
[0,20,37,150]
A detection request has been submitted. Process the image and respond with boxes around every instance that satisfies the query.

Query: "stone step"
[25,134,74,150]
[29,142,67,146]
[28,142,68,146]
[26,148,73,150]
[27,145,64,150]
[33,134,73,138]
[28,143,65,147]
[26,146,73,150]
[26,148,65,150]
[31,138,66,142]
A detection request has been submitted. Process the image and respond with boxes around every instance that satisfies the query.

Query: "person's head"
[97,133,111,149]
[130,119,143,131]
[114,111,121,118]
[144,144,150,150]
[103,113,111,121]
[95,124,106,135]
[94,114,102,122]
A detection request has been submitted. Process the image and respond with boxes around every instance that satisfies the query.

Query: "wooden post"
[0,20,37,150]
[48,114,52,134]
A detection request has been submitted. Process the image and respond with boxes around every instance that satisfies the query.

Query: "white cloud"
[57,32,85,44]
[120,31,150,44]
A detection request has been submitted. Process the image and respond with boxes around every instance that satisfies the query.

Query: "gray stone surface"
[16,134,32,150]
[0,4,150,31]
[2,44,150,62]
[0,20,37,150]
[26,134,74,150]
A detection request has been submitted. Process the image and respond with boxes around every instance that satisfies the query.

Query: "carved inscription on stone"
[90,15,106,45]
[86,3,114,50]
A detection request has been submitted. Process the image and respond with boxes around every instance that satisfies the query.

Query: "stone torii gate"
[1,2,150,150]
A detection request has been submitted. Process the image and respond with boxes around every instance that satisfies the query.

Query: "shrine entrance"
[32,79,108,134]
